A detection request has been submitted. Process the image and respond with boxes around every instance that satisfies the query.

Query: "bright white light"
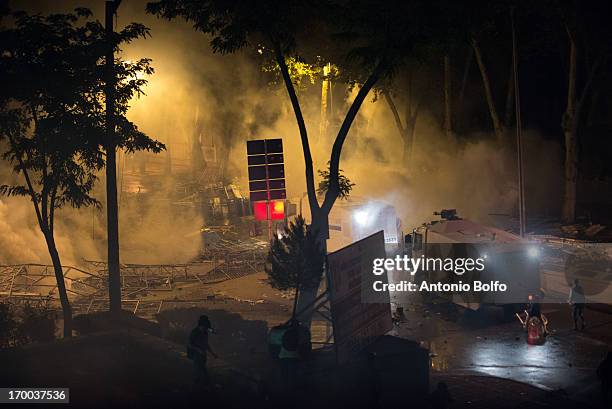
[353,210,370,226]
[527,247,540,259]
[482,253,488,259]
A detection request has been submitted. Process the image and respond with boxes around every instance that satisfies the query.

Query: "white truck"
[326,198,402,255]
[408,209,541,314]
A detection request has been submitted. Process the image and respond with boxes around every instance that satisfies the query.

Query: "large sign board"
[246,138,286,203]
[328,230,392,364]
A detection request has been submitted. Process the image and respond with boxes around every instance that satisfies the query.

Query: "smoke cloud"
[0,0,563,267]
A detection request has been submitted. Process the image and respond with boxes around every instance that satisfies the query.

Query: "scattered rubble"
[1,231,269,319]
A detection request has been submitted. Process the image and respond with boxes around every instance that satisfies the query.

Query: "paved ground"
[431,374,587,409]
[392,295,611,408]
[145,270,611,407]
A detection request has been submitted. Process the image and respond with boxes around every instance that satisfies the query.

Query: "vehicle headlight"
[353,210,370,227]
[527,247,540,259]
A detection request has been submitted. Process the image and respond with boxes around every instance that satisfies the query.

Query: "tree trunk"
[300,66,382,324]
[472,38,505,143]
[586,88,600,127]
[384,92,408,161]
[443,55,453,140]
[322,61,385,216]
[404,117,416,163]
[273,43,318,224]
[560,28,602,224]
[105,1,122,316]
[291,285,300,320]
[383,90,418,164]
[275,44,326,327]
[504,62,514,127]
[458,46,473,128]
[5,135,73,338]
[275,41,384,327]
[44,232,72,338]
[562,34,578,224]
[562,126,578,224]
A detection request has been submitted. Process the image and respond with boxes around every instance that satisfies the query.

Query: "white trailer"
[326,198,402,254]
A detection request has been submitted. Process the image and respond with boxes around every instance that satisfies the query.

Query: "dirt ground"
[1,276,598,409]
[4,268,601,408]
[0,330,263,408]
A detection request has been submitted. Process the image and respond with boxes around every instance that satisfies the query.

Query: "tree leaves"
[0,7,163,230]
[317,161,355,200]
[266,216,325,292]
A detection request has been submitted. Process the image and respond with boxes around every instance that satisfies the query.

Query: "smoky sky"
[1,0,610,266]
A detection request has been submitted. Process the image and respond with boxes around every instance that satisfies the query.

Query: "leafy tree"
[317,162,354,200]
[147,0,428,325]
[0,8,163,336]
[266,216,324,318]
[261,55,324,91]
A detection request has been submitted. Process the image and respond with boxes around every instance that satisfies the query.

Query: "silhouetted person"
[430,381,453,409]
[597,352,612,406]
[187,315,218,390]
[527,291,548,334]
[279,320,301,393]
[568,279,585,330]
[392,306,407,325]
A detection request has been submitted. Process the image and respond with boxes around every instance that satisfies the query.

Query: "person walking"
[568,279,585,330]
[187,315,219,389]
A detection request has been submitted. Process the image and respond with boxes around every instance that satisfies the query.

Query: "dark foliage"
[16,301,56,344]
[0,302,56,347]
[0,7,165,337]
[266,216,324,292]
[317,161,355,200]
[0,9,165,218]
[0,303,18,348]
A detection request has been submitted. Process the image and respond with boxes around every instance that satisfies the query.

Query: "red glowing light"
[253,201,268,221]
[253,200,285,221]
[270,200,285,220]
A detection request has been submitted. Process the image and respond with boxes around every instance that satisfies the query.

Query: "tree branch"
[576,54,604,116]
[322,60,385,214]
[273,41,319,214]
[31,104,50,228]
[6,132,47,233]
[472,37,505,142]
[383,90,406,142]
[458,46,473,113]
[50,181,58,235]
[565,27,577,120]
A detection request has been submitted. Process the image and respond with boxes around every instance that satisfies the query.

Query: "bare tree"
[443,55,453,140]
[561,28,602,223]
[383,84,420,164]
[472,37,506,143]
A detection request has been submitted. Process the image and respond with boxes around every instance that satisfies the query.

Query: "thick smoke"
[0,0,563,267]
[334,94,562,230]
